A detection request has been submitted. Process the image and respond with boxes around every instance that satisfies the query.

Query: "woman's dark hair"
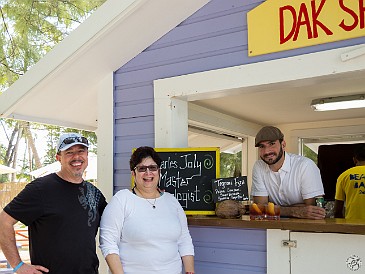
[129,146,162,171]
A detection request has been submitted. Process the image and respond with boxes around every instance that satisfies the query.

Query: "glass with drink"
[265,202,280,220]
[249,203,265,220]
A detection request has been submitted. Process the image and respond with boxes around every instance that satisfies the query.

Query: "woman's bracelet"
[13,261,24,272]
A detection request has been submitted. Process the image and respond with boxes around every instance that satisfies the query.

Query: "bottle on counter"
[315,196,325,208]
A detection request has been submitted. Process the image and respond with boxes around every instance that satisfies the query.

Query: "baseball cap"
[57,133,89,152]
[255,126,284,147]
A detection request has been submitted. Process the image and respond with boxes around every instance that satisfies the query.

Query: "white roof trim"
[0,0,210,130]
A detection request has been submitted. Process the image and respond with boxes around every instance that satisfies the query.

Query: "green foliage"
[220,151,242,178]
[0,0,105,178]
[0,0,106,91]
[303,144,318,164]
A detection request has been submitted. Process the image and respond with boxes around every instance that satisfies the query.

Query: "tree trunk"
[4,126,18,166]
[23,122,42,169]
[10,124,23,182]
[3,121,43,180]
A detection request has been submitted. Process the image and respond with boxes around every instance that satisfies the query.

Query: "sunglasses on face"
[134,164,159,173]
[58,136,89,151]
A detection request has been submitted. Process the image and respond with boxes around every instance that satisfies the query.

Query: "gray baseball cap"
[255,126,284,147]
[57,133,89,152]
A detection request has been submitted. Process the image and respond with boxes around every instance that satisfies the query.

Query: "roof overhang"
[0,0,210,131]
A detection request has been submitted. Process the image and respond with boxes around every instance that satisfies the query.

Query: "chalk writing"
[156,148,218,213]
[212,176,249,203]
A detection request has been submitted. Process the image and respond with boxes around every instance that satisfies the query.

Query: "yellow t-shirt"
[335,166,365,219]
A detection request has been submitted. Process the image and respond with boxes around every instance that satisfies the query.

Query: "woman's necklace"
[135,187,157,209]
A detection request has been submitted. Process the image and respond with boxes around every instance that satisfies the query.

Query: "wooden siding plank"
[114,136,154,152]
[195,262,266,274]
[115,117,154,137]
[113,171,132,187]
[114,101,154,119]
[190,226,267,273]
[195,246,266,266]
[190,226,266,246]
[116,31,248,79]
[114,46,247,87]
[127,12,249,58]
[115,49,246,88]
[114,155,130,171]
[115,84,154,103]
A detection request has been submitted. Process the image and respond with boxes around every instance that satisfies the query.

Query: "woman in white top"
[99,146,195,274]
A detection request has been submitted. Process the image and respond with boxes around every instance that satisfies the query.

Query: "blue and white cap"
[57,133,89,152]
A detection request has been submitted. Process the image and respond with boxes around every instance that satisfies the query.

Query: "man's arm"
[0,210,50,273]
[280,198,326,219]
[0,210,22,268]
[253,197,325,219]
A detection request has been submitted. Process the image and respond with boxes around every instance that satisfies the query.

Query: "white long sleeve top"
[99,189,194,274]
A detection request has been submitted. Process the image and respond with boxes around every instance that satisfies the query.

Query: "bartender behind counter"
[251,126,326,220]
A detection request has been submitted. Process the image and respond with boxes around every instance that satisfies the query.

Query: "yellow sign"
[248,0,365,56]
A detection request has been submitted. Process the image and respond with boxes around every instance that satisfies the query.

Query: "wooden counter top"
[187,216,365,235]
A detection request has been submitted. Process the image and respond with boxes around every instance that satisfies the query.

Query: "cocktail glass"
[265,204,280,220]
[249,203,265,220]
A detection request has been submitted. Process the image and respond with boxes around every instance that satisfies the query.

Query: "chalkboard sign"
[156,147,219,215]
[212,176,249,203]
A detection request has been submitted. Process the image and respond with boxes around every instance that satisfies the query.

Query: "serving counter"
[187,216,365,274]
[187,216,365,235]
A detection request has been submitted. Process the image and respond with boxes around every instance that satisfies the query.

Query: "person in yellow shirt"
[334,144,365,219]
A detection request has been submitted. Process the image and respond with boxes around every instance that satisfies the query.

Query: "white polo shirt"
[251,152,324,206]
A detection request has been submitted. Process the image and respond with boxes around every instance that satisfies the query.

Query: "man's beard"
[73,171,84,178]
[261,146,284,166]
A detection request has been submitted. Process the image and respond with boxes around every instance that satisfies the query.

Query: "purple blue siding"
[114,0,264,190]
[190,226,267,273]
[113,0,365,272]
[113,0,365,190]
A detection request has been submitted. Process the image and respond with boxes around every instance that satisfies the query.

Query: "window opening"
[188,126,244,178]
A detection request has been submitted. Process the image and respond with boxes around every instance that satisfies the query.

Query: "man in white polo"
[251,126,326,219]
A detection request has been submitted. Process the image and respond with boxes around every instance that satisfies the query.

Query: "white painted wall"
[279,118,365,153]
[96,72,114,274]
